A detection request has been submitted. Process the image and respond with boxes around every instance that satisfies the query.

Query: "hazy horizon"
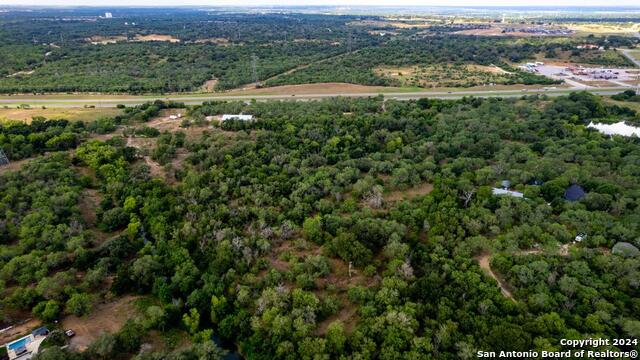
[3,1,640,8]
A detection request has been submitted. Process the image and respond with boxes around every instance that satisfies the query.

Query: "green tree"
[326,321,346,353]
[88,333,117,360]
[32,300,61,322]
[183,308,200,335]
[65,293,92,317]
[303,216,324,243]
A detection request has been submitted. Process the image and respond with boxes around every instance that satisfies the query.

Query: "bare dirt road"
[475,253,515,301]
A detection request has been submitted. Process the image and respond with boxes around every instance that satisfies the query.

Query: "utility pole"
[348,261,353,279]
[251,54,260,86]
[0,148,10,166]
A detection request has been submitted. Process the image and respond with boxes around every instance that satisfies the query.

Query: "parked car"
[65,329,75,337]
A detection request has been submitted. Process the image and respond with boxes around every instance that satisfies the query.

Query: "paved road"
[0,86,633,108]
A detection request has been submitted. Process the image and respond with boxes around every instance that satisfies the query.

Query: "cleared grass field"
[538,49,634,68]
[628,50,640,63]
[375,64,516,88]
[569,23,640,36]
[604,98,640,113]
[0,107,122,122]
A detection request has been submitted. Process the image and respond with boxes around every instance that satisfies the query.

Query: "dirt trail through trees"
[476,244,577,300]
[475,253,515,300]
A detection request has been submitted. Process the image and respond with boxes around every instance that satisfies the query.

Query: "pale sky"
[3,0,640,7]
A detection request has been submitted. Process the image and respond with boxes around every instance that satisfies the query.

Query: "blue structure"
[7,337,30,351]
[564,184,586,201]
[31,327,49,337]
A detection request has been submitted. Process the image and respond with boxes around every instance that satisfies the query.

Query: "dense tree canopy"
[0,9,635,93]
[1,92,638,358]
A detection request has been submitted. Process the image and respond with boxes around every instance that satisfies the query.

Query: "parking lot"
[522,63,640,88]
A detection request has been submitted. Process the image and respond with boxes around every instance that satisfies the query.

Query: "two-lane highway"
[0,86,635,108]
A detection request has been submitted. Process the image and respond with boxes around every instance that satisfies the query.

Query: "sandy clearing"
[6,70,35,78]
[201,78,218,92]
[86,35,127,45]
[483,64,513,75]
[134,34,180,43]
[62,295,139,351]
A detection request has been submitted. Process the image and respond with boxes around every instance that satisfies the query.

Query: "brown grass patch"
[0,157,33,174]
[314,299,358,336]
[62,295,139,351]
[569,23,640,35]
[201,78,218,92]
[384,183,433,202]
[227,82,402,96]
[0,107,122,123]
[79,188,101,227]
[194,37,229,45]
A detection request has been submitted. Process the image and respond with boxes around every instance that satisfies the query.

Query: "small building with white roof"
[221,114,254,122]
[492,188,524,198]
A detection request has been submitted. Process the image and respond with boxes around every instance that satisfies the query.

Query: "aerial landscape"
[0,1,639,359]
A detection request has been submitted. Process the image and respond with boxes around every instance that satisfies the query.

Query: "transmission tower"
[251,54,260,86]
[0,148,10,166]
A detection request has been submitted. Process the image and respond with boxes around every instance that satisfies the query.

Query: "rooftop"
[221,114,254,121]
[492,188,524,198]
[564,184,586,201]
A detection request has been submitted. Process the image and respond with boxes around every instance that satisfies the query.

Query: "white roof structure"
[221,114,253,121]
[575,234,587,243]
[492,188,524,198]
